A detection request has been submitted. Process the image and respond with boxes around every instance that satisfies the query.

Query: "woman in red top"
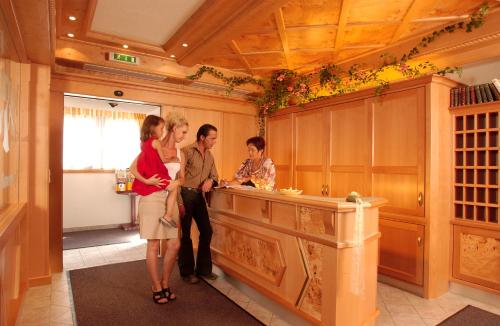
[131,115,180,304]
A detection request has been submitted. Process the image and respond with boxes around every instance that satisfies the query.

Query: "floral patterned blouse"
[234,157,276,190]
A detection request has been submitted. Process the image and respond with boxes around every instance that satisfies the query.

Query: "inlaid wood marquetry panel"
[452,226,500,291]
[298,239,323,322]
[298,206,335,237]
[210,220,286,285]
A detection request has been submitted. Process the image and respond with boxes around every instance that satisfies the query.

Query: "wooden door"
[266,115,293,188]
[294,110,327,196]
[371,88,426,217]
[327,100,371,198]
[379,219,424,285]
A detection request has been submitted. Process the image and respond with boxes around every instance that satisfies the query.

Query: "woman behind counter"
[224,136,276,190]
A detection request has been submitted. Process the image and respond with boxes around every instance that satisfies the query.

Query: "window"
[63,107,146,170]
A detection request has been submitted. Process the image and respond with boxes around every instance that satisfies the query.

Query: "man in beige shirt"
[178,124,219,284]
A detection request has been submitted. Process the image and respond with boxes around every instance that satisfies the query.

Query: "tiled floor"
[16,240,500,326]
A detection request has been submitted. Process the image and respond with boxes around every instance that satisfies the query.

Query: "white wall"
[448,57,500,85]
[63,173,131,229]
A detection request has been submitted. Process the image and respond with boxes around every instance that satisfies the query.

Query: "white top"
[164,147,181,180]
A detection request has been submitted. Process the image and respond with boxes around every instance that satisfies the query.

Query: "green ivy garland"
[187,4,489,124]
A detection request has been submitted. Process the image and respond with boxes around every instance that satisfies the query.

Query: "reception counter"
[208,188,386,326]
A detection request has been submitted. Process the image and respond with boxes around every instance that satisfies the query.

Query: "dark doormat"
[69,259,264,326]
[438,305,500,325]
[63,228,140,250]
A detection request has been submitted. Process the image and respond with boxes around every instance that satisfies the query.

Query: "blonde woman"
[130,112,189,304]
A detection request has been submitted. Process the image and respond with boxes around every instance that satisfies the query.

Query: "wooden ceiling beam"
[164,0,289,67]
[334,0,352,50]
[229,40,253,75]
[390,0,427,44]
[274,7,292,69]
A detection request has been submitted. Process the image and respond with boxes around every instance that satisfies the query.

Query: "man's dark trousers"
[178,187,213,277]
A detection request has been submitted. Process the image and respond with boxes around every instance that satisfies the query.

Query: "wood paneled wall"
[0,3,51,324]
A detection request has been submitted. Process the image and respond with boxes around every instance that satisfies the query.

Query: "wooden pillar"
[28,64,51,286]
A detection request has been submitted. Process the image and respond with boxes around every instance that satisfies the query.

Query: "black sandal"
[162,287,176,301]
[152,290,168,304]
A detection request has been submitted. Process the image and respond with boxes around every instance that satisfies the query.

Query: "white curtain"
[63,107,145,170]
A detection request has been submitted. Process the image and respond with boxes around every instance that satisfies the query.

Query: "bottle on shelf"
[115,169,127,192]
[126,168,133,191]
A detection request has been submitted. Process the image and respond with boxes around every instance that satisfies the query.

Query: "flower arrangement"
[186,4,489,131]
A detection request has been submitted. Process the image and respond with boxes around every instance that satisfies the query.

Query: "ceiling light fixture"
[67,33,75,38]
[122,44,129,49]
[170,54,176,58]
[182,43,188,47]
[68,16,77,21]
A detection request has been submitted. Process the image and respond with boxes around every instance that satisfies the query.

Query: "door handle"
[417,237,423,246]
[418,192,424,206]
[325,184,329,197]
[321,185,325,196]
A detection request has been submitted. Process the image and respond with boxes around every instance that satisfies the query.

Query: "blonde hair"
[165,111,189,131]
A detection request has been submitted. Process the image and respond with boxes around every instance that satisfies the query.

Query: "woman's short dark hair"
[197,124,217,141]
[246,136,265,151]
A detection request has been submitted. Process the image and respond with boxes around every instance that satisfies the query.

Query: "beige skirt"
[138,190,178,240]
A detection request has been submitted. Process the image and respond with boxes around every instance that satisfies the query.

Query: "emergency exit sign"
[108,52,139,65]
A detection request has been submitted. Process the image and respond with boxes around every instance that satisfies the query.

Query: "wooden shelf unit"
[451,101,500,294]
[453,111,500,223]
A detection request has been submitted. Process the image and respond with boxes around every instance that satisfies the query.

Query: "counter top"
[213,186,387,211]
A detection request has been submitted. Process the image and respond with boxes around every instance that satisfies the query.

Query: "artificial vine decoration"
[187,4,489,120]
[187,65,264,93]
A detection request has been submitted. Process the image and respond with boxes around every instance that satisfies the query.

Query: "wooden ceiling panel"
[242,16,277,34]
[412,0,485,19]
[235,32,283,53]
[281,0,341,26]
[287,28,336,50]
[344,25,397,46]
[59,0,88,37]
[244,53,287,67]
[336,48,372,61]
[348,0,413,23]
[398,1,486,40]
[201,56,245,70]
[289,51,335,67]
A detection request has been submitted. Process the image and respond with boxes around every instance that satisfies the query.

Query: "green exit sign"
[108,52,140,65]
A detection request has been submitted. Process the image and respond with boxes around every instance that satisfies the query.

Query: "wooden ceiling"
[55,0,500,78]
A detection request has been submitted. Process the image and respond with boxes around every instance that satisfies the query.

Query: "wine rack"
[454,111,499,224]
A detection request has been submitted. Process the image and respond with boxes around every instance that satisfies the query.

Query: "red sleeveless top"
[132,137,171,196]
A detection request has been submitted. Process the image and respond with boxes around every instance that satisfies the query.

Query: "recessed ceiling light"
[170,54,176,58]
[182,43,188,47]
[68,16,76,21]
[67,33,74,38]
[122,44,129,49]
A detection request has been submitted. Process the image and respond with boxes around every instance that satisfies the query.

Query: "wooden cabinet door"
[379,219,424,285]
[294,109,327,196]
[267,115,293,188]
[371,88,426,217]
[222,113,258,180]
[327,100,371,197]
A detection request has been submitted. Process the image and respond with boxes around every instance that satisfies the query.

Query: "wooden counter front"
[208,188,386,326]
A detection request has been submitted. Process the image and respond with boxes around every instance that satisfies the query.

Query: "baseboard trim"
[63,224,122,232]
[28,274,52,287]
[378,274,424,297]
[450,282,500,307]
